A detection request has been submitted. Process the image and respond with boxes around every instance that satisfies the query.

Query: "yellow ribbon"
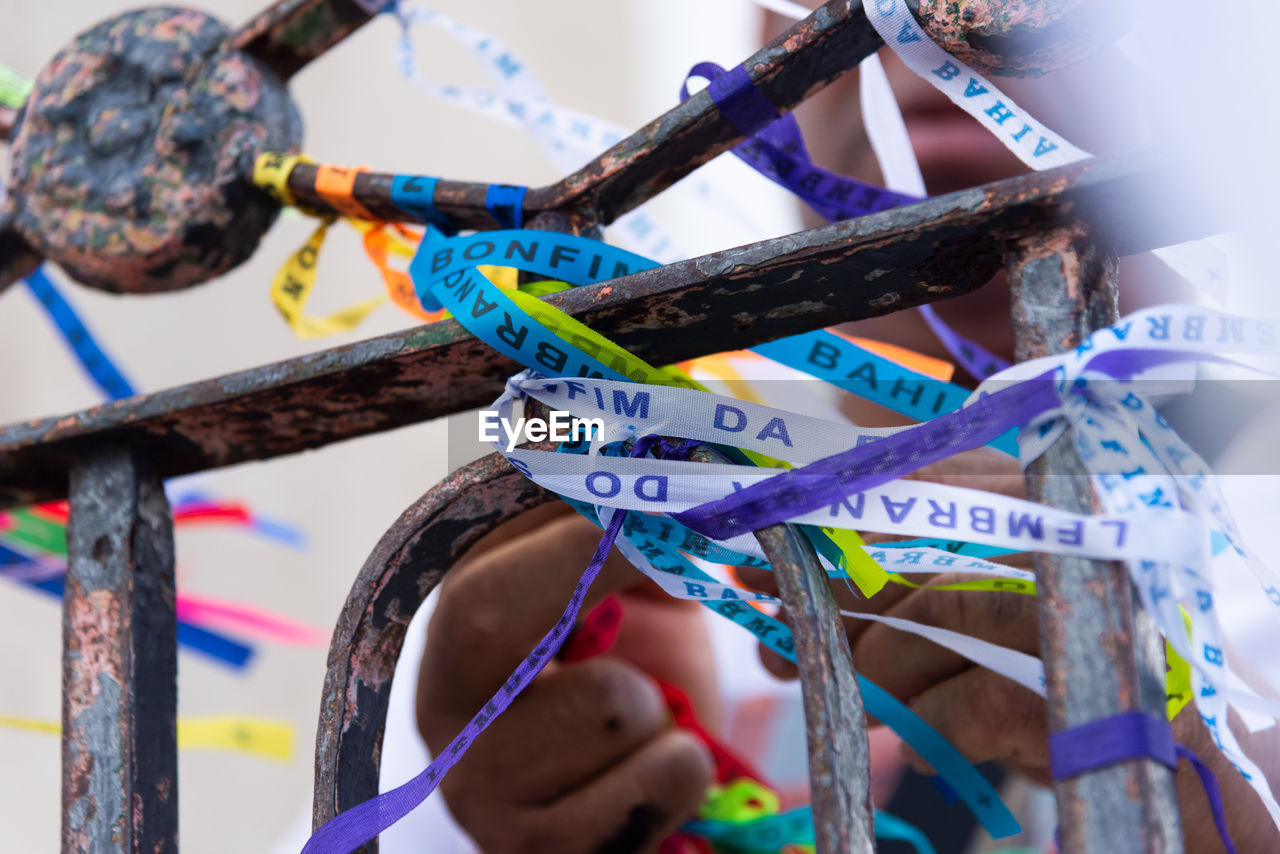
[269,219,388,339]
[177,716,294,760]
[1165,608,1194,720]
[887,574,1036,596]
[252,152,308,208]
[0,715,293,761]
[255,154,389,339]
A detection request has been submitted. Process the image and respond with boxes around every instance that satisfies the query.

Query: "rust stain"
[8,8,300,293]
[916,0,1118,77]
[344,620,409,725]
[65,589,123,721]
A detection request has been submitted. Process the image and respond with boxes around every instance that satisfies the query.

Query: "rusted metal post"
[755,525,874,854]
[1007,223,1182,852]
[63,447,177,854]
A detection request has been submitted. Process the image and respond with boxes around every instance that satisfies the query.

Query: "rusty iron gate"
[0,0,1232,851]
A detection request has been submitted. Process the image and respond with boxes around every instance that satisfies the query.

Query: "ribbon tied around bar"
[1050,711,1237,853]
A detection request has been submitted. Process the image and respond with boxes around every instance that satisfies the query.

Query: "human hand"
[416,505,719,854]
[740,447,1050,779]
[739,446,1280,852]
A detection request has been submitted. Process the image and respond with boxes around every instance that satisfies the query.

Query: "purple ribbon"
[673,372,1060,540]
[683,62,1011,382]
[1176,744,1238,854]
[300,438,689,853]
[1049,711,1237,854]
[917,303,1011,379]
[682,62,915,221]
[1049,711,1175,779]
[704,63,780,138]
[672,338,1224,541]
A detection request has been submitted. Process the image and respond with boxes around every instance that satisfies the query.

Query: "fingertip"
[734,565,778,595]
[573,657,670,738]
[758,643,799,680]
[532,727,716,854]
[668,728,715,785]
[649,729,716,815]
[897,738,938,777]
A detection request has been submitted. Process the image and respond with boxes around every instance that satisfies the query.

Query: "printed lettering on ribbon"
[863,0,1089,170]
[412,229,657,311]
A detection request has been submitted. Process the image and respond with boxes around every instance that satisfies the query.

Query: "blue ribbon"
[11,555,254,670]
[23,267,136,400]
[483,183,527,229]
[389,174,456,234]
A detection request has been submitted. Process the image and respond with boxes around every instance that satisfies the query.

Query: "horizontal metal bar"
[284,0,883,229]
[0,155,1228,508]
[233,0,385,81]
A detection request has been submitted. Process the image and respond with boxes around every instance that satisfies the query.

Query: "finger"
[899,667,1050,783]
[737,553,918,619]
[833,571,915,645]
[852,580,1039,704]
[454,501,575,569]
[903,447,1026,499]
[740,556,917,679]
[525,729,714,854]
[439,658,669,805]
[734,564,777,596]
[759,641,799,681]
[750,581,919,683]
[609,590,721,730]
[756,607,799,680]
[421,512,641,719]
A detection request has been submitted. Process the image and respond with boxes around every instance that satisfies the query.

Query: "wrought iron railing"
[0,1,1227,851]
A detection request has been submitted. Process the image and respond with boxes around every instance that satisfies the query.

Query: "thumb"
[535,729,715,854]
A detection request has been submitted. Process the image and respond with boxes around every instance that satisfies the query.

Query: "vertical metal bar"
[525,197,870,849]
[755,525,874,854]
[63,447,178,854]
[1007,223,1182,852]
[312,454,553,850]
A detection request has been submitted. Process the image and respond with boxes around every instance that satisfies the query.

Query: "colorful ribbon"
[1049,711,1236,854]
[300,437,668,853]
[22,268,137,400]
[0,714,293,761]
[397,223,1028,838]
[671,374,1058,541]
[682,61,915,221]
[682,60,1009,382]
